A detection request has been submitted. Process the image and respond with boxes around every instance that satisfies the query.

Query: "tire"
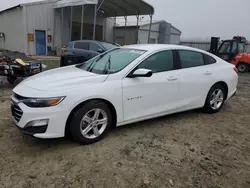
[69,100,112,145]
[203,84,226,113]
[237,63,249,73]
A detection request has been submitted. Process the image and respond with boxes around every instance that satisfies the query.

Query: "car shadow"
[18,109,204,149]
[112,109,202,133]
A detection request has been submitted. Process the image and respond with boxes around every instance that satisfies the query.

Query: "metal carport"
[54,0,154,44]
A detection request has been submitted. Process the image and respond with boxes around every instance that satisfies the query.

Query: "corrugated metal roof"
[1,0,154,17]
[0,0,42,12]
[116,20,166,27]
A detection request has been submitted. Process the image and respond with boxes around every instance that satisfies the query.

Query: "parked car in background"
[12,44,238,145]
[60,40,120,67]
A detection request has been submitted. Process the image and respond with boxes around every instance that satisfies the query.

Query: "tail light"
[234,67,238,73]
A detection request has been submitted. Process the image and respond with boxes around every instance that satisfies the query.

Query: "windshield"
[77,48,146,74]
[99,42,119,50]
[238,43,245,52]
[219,41,231,53]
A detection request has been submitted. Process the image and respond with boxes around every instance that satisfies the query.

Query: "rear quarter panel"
[209,60,238,100]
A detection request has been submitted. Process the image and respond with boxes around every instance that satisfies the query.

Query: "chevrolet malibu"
[11,44,238,144]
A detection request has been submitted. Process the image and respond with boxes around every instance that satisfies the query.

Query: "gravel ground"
[0,74,250,188]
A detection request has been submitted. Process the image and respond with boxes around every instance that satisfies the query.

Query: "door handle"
[167,76,178,81]
[204,71,212,75]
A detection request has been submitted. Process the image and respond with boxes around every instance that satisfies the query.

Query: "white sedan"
[11,44,238,144]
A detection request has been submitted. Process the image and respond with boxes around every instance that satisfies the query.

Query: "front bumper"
[11,98,69,139]
[14,122,48,136]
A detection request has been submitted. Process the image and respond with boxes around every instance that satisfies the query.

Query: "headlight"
[22,96,65,108]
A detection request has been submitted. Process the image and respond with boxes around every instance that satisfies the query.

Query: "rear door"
[176,50,216,110]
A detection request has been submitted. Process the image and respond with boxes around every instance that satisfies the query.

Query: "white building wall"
[138,30,159,44]
[105,18,115,42]
[169,34,180,44]
[170,27,181,44]
[0,7,25,53]
[140,23,159,32]
[24,2,109,55]
[24,1,55,55]
[138,23,160,44]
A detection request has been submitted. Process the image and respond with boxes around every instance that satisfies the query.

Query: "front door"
[122,50,180,122]
[35,30,46,55]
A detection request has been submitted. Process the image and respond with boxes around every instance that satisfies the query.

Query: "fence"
[180,41,250,53]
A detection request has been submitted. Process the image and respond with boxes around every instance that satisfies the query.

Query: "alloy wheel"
[210,89,224,110]
[80,108,108,139]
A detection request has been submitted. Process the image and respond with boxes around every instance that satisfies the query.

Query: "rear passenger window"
[203,54,216,64]
[137,50,174,73]
[74,42,89,50]
[179,50,204,68]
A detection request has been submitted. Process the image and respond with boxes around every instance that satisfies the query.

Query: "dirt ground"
[0,74,250,188]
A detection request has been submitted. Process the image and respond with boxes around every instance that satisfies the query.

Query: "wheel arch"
[211,81,229,100]
[65,98,117,136]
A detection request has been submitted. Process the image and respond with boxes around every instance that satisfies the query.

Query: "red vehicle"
[210,36,250,72]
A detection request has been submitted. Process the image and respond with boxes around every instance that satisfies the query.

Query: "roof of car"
[71,40,115,44]
[122,44,200,52]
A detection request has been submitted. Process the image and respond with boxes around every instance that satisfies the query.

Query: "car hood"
[19,66,108,91]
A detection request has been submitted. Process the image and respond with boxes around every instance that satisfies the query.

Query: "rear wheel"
[203,84,226,113]
[69,100,112,144]
[237,63,249,73]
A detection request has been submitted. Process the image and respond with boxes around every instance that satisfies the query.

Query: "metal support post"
[97,0,105,11]
[147,14,153,44]
[70,6,73,41]
[124,15,127,45]
[93,4,97,40]
[61,7,64,47]
[113,16,116,43]
[80,5,84,40]
[53,9,56,49]
[136,15,139,44]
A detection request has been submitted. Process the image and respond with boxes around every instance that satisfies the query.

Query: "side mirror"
[97,48,104,53]
[128,68,153,78]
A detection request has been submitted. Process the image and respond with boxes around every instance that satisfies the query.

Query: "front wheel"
[203,84,226,113]
[237,63,249,73]
[69,100,112,145]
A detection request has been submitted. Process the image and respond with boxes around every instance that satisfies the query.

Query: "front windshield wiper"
[103,55,111,74]
[87,53,106,72]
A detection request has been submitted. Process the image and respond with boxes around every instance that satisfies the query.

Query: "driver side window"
[137,50,174,73]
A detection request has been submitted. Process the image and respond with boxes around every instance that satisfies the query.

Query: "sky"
[1,0,250,40]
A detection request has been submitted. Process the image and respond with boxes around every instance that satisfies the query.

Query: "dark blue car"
[60,40,120,67]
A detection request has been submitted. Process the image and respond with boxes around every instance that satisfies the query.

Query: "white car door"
[176,50,216,110]
[122,50,180,122]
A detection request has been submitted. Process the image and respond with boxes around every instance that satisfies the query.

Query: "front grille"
[11,100,23,123]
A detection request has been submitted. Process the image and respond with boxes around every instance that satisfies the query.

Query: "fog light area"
[25,119,49,127]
